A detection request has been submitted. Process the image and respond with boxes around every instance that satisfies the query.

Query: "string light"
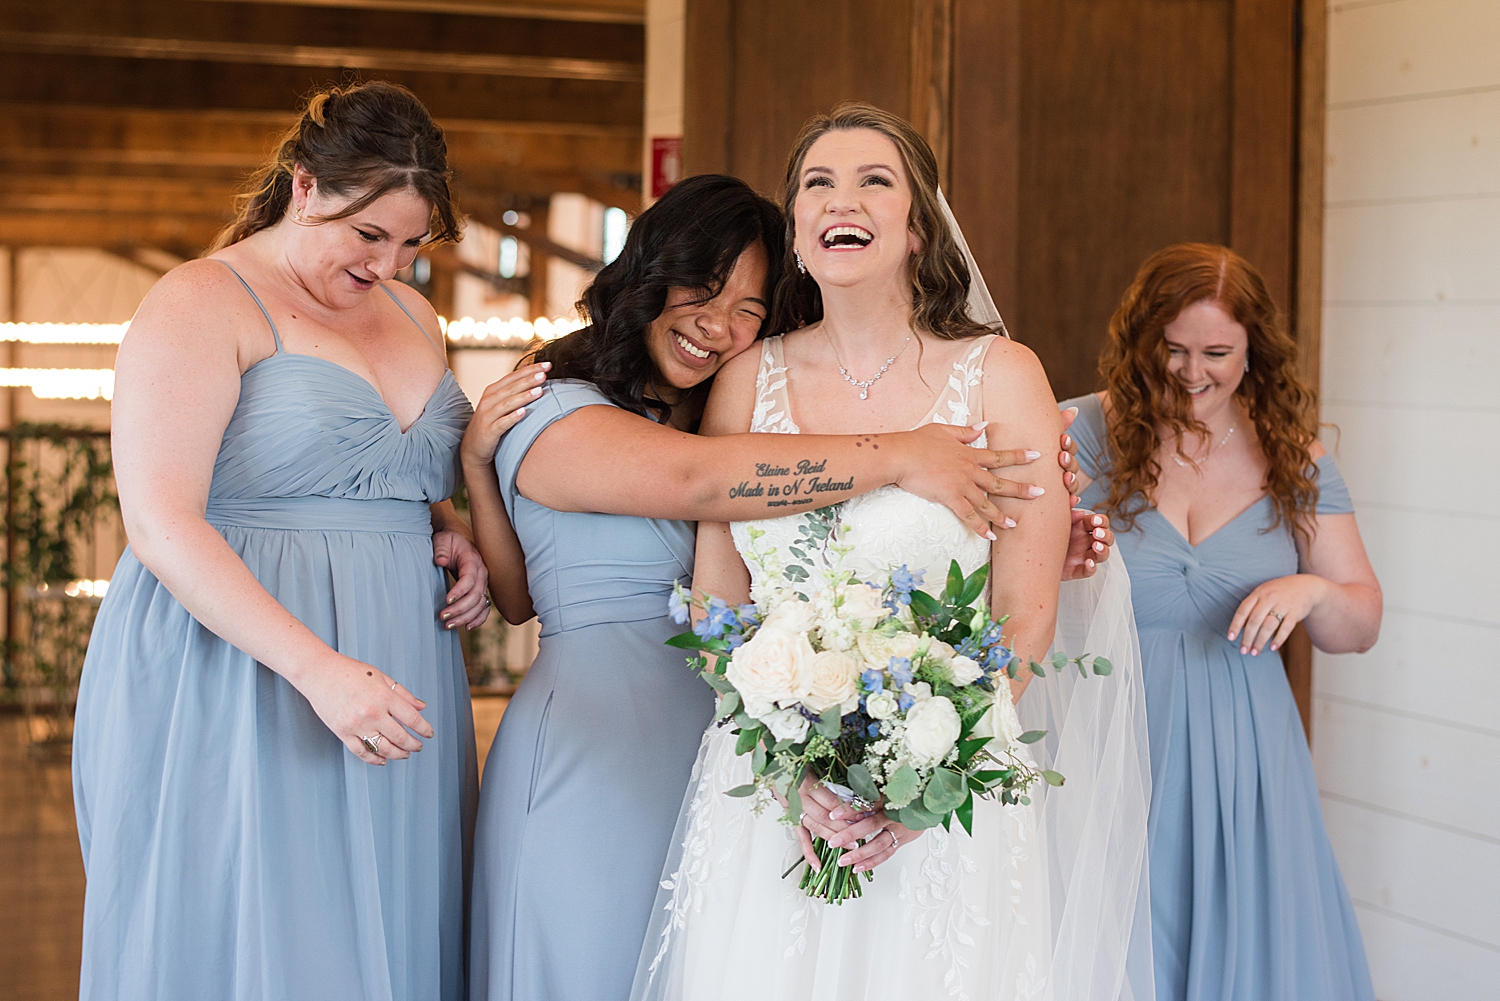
[0,322,129,345]
[0,368,116,400]
[32,579,110,599]
[440,315,584,346]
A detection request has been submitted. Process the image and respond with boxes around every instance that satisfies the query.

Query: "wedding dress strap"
[749,335,798,434]
[921,332,999,430]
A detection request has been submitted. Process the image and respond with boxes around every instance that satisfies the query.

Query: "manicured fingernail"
[531,386,543,396]
[1241,646,1248,654]
[985,530,997,541]
[829,808,843,820]
[534,372,545,381]
[1028,486,1045,497]
[1093,516,1102,526]
[1270,643,1279,651]
[540,361,551,369]
[515,407,526,417]
[971,421,989,431]
[1094,541,1105,552]
[1004,517,1016,528]
[1064,435,1073,448]
[1025,450,1041,460]
[1086,559,1095,569]
[1061,451,1070,464]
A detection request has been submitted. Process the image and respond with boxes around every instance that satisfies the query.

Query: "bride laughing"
[632,104,1155,1001]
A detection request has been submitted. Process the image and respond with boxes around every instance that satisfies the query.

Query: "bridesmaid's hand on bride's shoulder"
[460,362,550,471]
[894,423,1051,539]
[1064,511,1115,581]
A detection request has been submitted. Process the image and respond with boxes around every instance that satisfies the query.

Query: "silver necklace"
[1172,423,1236,467]
[824,329,911,400]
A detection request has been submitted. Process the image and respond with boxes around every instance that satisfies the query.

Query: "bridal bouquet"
[666,515,1112,903]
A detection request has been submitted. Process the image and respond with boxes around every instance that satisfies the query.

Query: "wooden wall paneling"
[725,0,914,197]
[1229,0,1299,311]
[1014,0,1234,401]
[909,0,954,186]
[948,0,1020,319]
[681,0,732,176]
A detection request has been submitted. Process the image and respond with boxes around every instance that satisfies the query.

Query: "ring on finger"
[360,734,384,755]
[1270,610,1286,621]
[887,829,899,850]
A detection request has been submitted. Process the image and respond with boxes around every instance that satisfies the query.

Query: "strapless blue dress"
[1062,393,1374,1001]
[72,266,478,1001]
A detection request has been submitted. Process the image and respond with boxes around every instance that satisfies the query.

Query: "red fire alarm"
[651,136,683,199]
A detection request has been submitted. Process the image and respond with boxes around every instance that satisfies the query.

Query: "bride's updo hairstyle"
[530,173,785,425]
[772,102,989,341]
[212,80,460,251]
[1099,242,1320,542]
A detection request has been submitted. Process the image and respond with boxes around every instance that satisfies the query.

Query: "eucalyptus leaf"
[884,763,921,808]
[1017,729,1047,744]
[1092,656,1114,676]
[1051,650,1069,669]
[1028,658,1046,677]
[718,690,741,717]
[846,763,880,804]
[735,725,761,755]
[1006,656,1021,680]
[816,706,842,739]
[897,800,942,830]
[725,783,758,798]
[923,767,968,814]
[1042,770,1066,787]
[786,782,803,825]
[751,742,767,775]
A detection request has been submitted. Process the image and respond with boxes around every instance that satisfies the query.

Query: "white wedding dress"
[633,335,1050,1000]
[634,194,1154,1001]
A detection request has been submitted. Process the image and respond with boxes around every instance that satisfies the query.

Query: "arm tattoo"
[729,458,855,509]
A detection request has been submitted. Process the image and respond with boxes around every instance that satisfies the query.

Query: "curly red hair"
[1097,243,1320,544]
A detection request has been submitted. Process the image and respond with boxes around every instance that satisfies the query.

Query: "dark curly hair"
[771,102,991,341]
[531,174,785,424]
[1098,243,1320,544]
[212,80,459,251]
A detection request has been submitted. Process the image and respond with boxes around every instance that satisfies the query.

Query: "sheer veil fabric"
[942,189,1156,1000]
[630,193,1154,1001]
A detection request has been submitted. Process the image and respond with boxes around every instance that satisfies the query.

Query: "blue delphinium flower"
[897,692,915,711]
[888,656,913,687]
[866,722,882,738]
[694,596,737,640]
[737,604,761,630]
[861,668,885,693]
[885,564,925,613]
[667,588,690,625]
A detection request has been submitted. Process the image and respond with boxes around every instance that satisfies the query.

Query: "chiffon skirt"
[73,518,477,1001]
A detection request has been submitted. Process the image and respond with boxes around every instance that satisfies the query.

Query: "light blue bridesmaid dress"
[72,264,478,1001]
[468,380,717,1001]
[1061,393,1374,1001]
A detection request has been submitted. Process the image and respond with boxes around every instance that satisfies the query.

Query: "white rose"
[856,630,920,670]
[902,695,962,765]
[804,650,861,714]
[763,707,811,743]
[903,681,933,703]
[762,598,816,635]
[947,654,984,686]
[839,584,891,627]
[865,690,899,720]
[726,624,816,717]
[925,639,956,664]
[972,694,1022,746]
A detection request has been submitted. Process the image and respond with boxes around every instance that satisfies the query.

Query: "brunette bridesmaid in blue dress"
[72,83,490,1001]
[460,175,1109,1001]
[1061,244,1383,1001]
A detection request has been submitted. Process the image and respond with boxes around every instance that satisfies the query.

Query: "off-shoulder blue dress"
[1062,394,1374,1001]
[468,380,716,1001]
[72,266,478,1001]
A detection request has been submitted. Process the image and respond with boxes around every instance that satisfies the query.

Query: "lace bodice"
[731,334,999,598]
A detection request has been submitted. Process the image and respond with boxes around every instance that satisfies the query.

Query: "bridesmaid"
[1061,243,1382,1001]
[72,82,488,1001]
[461,173,1105,1001]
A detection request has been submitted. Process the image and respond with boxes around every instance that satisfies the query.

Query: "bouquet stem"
[787,836,876,903]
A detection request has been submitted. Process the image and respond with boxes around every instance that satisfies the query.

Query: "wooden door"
[682,0,1322,735]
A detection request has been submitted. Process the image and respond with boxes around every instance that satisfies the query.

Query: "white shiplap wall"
[1317,2,1500,999]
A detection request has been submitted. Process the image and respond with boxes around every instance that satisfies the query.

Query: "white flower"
[762,597,817,635]
[839,583,891,628]
[925,639,956,665]
[947,654,984,686]
[865,690,899,720]
[902,695,962,765]
[727,624,816,717]
[973,693,1022,747]
[856,630,920,669]
[803,650,862,714]
[903,681,933,703]
[763,707,811,743]
[872,739,891,756]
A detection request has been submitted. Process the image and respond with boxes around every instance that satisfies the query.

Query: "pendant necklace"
[1172,423,1236,467]
[824,328,911,400]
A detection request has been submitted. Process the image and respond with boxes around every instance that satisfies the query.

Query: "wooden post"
[528,203,552,320]
[4,247,18,686]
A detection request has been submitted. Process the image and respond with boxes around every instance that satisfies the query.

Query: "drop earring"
[795,250,807,275]
[1244,357,1250,372]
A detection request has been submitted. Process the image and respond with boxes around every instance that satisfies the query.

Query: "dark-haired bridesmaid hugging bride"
[461,110,1130,1001]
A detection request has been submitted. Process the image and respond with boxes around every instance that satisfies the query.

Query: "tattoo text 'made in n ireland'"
[730,457,853,506]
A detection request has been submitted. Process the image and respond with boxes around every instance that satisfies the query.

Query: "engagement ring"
[360,734,384,755]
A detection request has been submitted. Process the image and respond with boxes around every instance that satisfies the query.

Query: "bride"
[631,104,1154,1001]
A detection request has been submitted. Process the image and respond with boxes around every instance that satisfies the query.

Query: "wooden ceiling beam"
[2,1,644,66]
[0,212,225,257]
[0,176,241,218]
[193,0,645,23]
[0,32,641,83]
[0,52,643,129]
